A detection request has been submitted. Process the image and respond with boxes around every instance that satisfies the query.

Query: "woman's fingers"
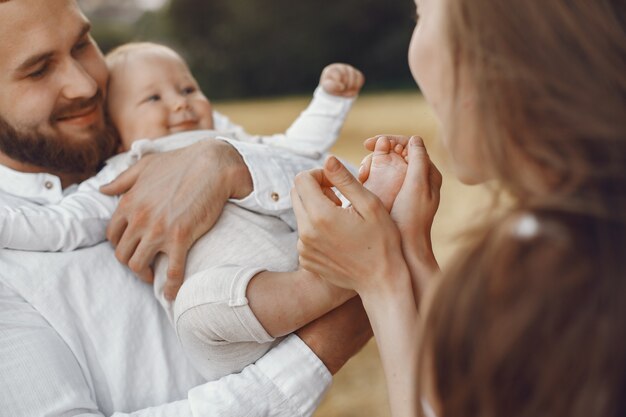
[358,153,373,183]
[407,136,431,187]
[321,156,382,217]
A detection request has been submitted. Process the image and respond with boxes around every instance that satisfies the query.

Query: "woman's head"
[410,0,626,209]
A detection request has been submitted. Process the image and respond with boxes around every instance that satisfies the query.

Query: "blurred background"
[80,1,489,415]
[80,0,416,99]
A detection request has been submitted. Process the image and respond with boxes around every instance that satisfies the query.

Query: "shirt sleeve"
[214,88,354,225]
[256,86,356,158]
[218,138,324,228]
[0,284,331,417]
[0,162,123,252]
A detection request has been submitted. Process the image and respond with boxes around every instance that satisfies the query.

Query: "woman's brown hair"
[423,211,626,417]
[420,1,626,416]
[447,0,626,215]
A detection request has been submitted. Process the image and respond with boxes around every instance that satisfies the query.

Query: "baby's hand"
[319,63,365,98]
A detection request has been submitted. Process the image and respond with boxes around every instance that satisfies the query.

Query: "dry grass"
[215,92,491,416]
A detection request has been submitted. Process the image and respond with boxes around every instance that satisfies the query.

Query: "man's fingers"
[128,239,159,278]
[106,215,128,246]
[114,229,140,266]
[164,244,189,301]
[135,267,155,284]
[100,163,143,196]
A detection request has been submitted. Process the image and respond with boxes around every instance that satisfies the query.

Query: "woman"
[292,0,626,416]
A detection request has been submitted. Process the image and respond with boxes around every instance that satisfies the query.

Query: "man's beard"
[0,108,119,177]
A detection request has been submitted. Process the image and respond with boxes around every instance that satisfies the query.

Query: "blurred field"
[216,92,491,417]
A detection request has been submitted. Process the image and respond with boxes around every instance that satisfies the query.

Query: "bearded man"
[0,1,370,415]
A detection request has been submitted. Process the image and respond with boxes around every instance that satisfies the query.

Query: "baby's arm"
[256,64,364,157]
[0,159,125,251]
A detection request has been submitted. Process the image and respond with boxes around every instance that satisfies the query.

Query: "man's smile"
[56,102,101,127]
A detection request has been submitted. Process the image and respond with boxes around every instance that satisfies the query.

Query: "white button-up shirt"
[0,134,335,416]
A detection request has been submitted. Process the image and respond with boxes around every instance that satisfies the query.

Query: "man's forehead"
[0,0,89,70]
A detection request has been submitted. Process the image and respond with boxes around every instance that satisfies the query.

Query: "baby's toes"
[374,136,392,154]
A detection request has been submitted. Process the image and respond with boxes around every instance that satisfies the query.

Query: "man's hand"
[319,63,365,98]
[100,139,253,300]
[296,297,372,375]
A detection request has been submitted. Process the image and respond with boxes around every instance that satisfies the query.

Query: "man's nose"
[59,58,98,100]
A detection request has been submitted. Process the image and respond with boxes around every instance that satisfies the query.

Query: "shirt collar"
[0,163,64,204]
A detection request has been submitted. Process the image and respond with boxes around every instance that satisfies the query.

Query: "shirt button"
[44,181,54,190]
[270,192,280,202]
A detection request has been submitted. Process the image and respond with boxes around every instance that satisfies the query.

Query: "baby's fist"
[320,63,365,98]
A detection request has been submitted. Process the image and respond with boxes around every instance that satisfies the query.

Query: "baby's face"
[107,48,214,150]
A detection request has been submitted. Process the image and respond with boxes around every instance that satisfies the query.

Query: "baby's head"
[105,42,214,150]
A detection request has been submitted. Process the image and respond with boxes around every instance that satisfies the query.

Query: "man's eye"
[73,39,90,54]
[28,64,49,79]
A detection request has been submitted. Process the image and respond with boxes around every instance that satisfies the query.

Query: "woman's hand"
[390,136,443,292]
[294,155,421,417]
[292,156,411,299]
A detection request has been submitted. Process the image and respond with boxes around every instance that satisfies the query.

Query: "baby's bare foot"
[363,137,408,212]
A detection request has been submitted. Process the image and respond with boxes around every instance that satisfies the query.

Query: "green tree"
[167,0,416,98]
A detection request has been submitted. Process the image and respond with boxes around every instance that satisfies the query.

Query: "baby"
[0,42,367,380]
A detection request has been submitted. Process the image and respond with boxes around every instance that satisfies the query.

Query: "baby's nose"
[173,97,190,111]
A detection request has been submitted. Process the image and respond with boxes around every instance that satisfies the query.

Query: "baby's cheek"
[198,105,214,130]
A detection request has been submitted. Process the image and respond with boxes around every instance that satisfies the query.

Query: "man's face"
[0,0,117,175]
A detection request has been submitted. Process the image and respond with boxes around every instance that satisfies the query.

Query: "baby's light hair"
[105,42,182,71]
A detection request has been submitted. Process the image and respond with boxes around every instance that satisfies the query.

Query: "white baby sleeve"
[0,159,126,251]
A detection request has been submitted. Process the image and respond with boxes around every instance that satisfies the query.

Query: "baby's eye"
[145,94,161,102]
[182,86,196,95]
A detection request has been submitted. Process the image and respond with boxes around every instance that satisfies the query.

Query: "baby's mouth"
[169,119,199,133]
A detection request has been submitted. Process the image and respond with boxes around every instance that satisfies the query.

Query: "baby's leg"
[174,265,277,381]
[174,265,354,381]
[246,269,355,337]
[362,136,409,212]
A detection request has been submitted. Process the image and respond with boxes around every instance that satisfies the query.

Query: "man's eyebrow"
[76,22,92,43]
[15,52,54,73]
[15,23,92,73]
